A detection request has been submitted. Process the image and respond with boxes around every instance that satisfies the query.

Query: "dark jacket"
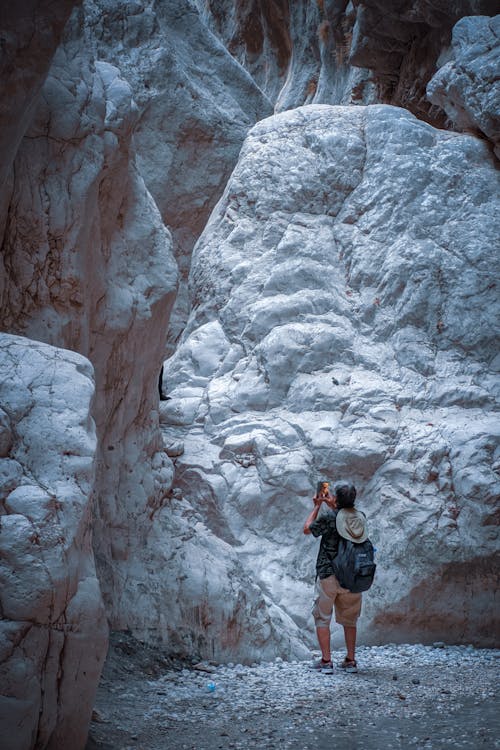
[309,509,340,580]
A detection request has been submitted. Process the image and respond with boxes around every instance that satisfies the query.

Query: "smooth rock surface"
[197,0,376,110]
[427,15,500,159]
[0,334,107,750]
[86,0,272,350]
[161,104,500,654]
[0,8,178,633]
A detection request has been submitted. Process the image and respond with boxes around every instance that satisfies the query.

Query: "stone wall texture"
[161,104,500,651]
[0,334,107,750]
[427,14,500,159]
[198,1,499,132]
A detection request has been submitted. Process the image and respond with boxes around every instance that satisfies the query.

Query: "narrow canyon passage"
[0,2,499,750]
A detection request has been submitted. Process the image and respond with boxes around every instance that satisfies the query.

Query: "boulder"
[0,334,107,750]
[161,104,500,652]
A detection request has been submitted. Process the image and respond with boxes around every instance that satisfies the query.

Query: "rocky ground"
[86,633,499,750]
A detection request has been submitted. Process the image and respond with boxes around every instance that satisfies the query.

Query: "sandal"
[339,657,358,673]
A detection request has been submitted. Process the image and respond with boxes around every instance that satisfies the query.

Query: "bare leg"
[316,627,331,662]
[343,625,357,661]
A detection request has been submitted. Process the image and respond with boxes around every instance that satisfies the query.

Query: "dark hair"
[335,482,356,508]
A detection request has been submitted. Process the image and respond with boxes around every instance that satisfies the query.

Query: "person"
[158,364,169,401]
[303,481,367,674]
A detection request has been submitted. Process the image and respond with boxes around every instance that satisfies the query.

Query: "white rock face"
[0,9,178,632]
[0,334,107,750]
[161,104,500,653]
[85,0,273,350]
[427,15,500,159]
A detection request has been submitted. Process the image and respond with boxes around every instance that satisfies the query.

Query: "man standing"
[303,481,367,674]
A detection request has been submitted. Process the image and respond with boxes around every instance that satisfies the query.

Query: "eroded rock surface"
[427,15,500,159]
[197,0,376,110]
[161,104,500,654]
[0,334,107,750]
[199,1,498,131]
[0,8,178,632]
[348,0,498,127]
[85,0,272,349]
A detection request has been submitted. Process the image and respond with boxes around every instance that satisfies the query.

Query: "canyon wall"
[0,5,178,621]
[0,0,80,191]
[85,0,273,350]
[0,6,178,747]
[428,14,500,159]
[0,2,499,748]
[199,0,499,137]
[0,334,107,750]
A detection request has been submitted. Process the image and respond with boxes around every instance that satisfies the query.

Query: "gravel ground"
[86,633,499,750]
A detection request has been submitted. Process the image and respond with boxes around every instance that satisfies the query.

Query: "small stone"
[411,678,420,685]
[165,441,184,457]
[193,662,216,673]
[392,674,398,681]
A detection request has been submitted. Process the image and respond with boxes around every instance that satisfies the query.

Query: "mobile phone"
[316,480,330,497]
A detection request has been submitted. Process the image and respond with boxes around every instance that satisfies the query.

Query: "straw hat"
[336,508,368,543]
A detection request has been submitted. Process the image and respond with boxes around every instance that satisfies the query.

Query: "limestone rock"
[85,0,272,350]
[196,0,498,130]
[122,497,310,662]
[197,0,376,110]
[0,8,178,632]
[161,104,500,651]
[427,15,500,159]
[348,0,498,127]
[0,0,79,192]
[0,333,107,750]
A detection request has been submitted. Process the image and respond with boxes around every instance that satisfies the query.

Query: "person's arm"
[303,496,323,535]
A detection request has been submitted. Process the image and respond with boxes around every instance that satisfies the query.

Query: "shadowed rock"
[427,14,500,159]
[0,7,178,645]
[0,0,80,191]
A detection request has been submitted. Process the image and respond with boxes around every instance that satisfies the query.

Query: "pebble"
[90,644,499,750]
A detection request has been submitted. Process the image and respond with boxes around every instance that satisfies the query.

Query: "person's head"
[335,482,356,509]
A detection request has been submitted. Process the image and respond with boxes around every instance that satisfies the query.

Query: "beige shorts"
[312,575,362,628]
